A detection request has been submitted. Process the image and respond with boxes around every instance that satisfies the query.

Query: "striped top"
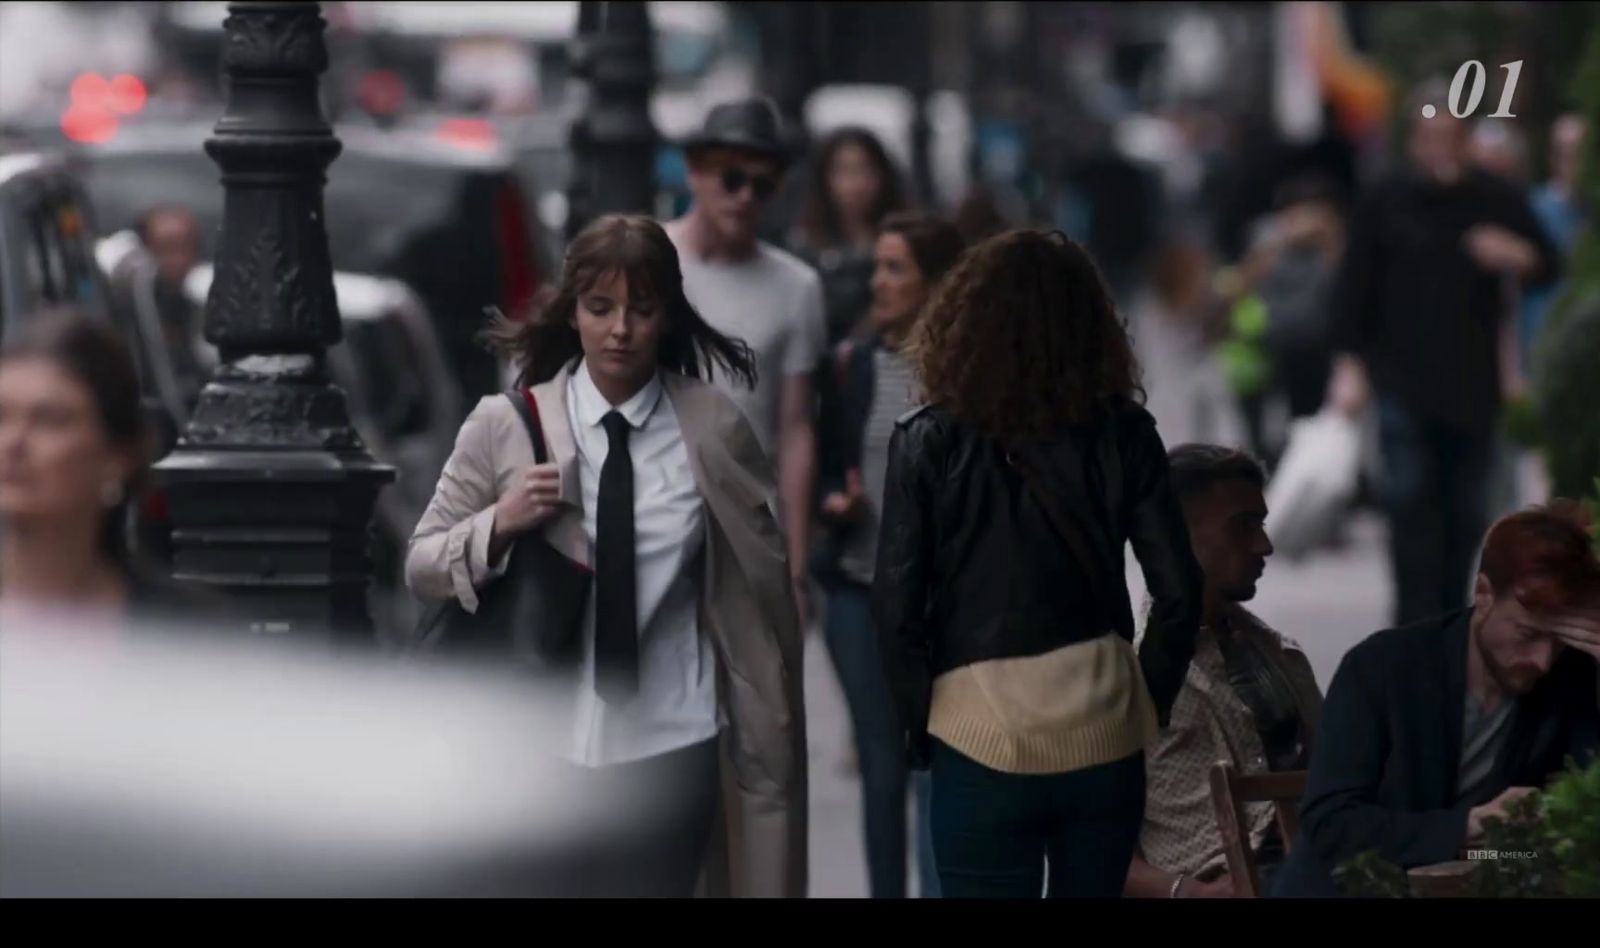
[839,346,920,585]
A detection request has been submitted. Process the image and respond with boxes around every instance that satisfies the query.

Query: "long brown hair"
[0,307,150,565]
[483,215,757,390]
[798,127,907,250]
[905,228,1144,442]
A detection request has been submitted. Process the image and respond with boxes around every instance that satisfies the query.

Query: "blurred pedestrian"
[1056,120,1162,303]
[873,229,1203,898]
[406,215,806,898]
[812,212,964,898]
[1223,174,1348,464]
[1325,78,1562,627]
[786,127,910,346]
[952,185,1011,245]
[1469,119,1532,187]
[665,98,826,629]
[1131,236,1248,451]
[108,205,211,421]
[1522,114,1589,371]
[0,308,208,633]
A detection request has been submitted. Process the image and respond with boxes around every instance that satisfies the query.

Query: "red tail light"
[141,487,170,523]
[494,181,539,320]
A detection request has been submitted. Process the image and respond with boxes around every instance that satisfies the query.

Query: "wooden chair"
[1207,761,1308,898]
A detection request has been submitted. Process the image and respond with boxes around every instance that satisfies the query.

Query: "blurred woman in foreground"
[0,308,199,633]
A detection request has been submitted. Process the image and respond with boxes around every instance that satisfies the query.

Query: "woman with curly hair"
[871,228,1204,898]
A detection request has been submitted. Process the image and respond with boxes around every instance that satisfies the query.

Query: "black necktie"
[595,410,638,703]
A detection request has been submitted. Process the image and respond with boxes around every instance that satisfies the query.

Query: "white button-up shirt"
[563,361,721,767]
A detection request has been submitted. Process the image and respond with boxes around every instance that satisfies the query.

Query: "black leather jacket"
[870,398,1203,763]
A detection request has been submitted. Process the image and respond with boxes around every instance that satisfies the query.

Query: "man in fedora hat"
[666,97,826,629]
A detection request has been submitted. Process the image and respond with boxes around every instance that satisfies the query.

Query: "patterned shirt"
[1135,605,1324,879]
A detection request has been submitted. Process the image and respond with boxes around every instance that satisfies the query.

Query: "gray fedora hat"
[682,97,790,165]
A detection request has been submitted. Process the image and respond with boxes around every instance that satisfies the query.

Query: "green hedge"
[1532,21,1600,503]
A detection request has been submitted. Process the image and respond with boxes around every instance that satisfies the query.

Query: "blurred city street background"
[2,1,1596,897]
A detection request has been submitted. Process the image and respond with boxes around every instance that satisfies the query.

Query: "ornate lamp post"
[566,0,660,239]
[153,1,393,643]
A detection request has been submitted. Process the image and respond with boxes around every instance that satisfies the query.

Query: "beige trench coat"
[405,365,808,897]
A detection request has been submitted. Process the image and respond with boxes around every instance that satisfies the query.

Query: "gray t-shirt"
[1457,693,1516,802]
[838,347,920,585]
[668,229,826,455]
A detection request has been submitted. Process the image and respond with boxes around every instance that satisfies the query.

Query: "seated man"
[1126,445,1324,898]
[1272,500,1600,897]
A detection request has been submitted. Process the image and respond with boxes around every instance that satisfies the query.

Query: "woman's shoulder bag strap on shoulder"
[505,388,549,464]
[1005,443,1108,596]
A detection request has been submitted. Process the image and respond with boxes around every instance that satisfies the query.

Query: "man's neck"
[1466,613,1509,708]
[1201,590,1230,634]
[673,209,758,264]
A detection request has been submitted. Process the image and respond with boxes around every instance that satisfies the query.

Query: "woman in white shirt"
[406,215,808,897]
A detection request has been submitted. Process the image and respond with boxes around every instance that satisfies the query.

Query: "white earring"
[100,479,125,509]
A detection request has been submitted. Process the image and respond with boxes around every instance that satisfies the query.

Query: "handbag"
[413,388,591,672]
[1263,409,1361,561]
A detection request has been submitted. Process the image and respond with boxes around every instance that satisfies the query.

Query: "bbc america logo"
[1465,849,1540,861]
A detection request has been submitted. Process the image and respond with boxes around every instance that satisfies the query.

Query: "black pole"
[153,1,393,644]
[907,4,936,208]
[567,0,659,240]
[768,2,822,157]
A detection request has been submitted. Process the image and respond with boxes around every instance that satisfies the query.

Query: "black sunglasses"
[719,167,778,202]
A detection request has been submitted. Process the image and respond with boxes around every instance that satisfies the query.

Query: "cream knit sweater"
[927,634,1158,774]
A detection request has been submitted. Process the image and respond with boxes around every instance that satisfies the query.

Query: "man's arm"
[1299,647,1472,872]
[1499,183,1563,288]
[1325,191,1385,415]
[1125,853,1180,898]
[1125,853,1233,899]
[1124,414,1204,726]
[1124,684,1236,898]
[777,272,828,624]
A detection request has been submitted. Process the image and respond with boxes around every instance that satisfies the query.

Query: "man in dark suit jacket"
[1272,502,1600,897]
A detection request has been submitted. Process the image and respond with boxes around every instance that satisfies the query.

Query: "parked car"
[121,248,464,642]
[72,119,543,409]
[0,150,173,457]
[0,150,191,567]
[0,150,114,335]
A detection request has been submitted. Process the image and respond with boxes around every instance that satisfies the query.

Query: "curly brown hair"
[481,214,756,390]
[905,228,1144,442]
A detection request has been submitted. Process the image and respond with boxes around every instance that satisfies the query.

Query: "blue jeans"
[913,769,938,897]
[824,582,938,898]
[930,740,1145,899]
[1376,397,1494,626]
